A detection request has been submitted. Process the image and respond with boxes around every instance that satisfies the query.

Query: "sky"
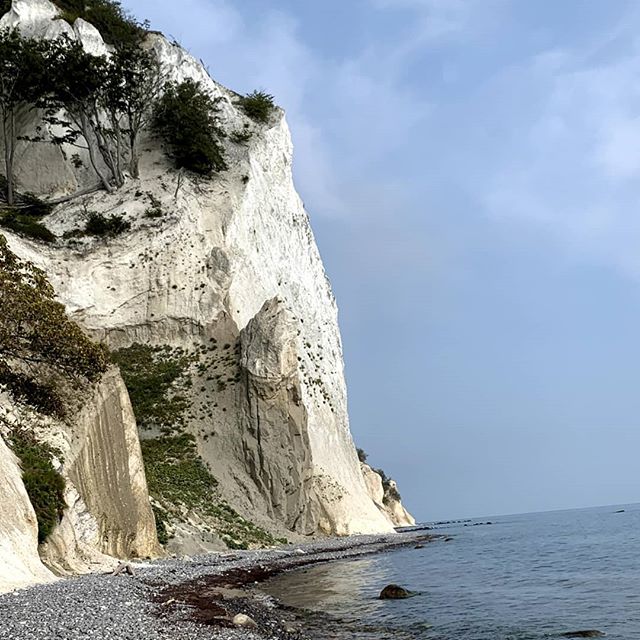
[126,0,640,521]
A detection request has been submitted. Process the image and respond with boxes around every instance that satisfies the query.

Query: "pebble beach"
[0,532,434,640]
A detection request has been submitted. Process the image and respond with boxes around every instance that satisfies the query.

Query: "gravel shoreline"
[0,531,437,640]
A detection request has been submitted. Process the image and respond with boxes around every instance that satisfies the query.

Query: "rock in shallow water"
[379,584,413,599]
[560,631,606,638]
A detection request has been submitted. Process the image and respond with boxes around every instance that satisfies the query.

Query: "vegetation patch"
[237,90,275,124]
[112,344,191,434]
[151,503,170,545]
[141,434,281,550]
[0,234,109,382]
[8,428,66,544]
[0,179,55,243]
[143,193,164,219]
[229,125,253,144]
[0,212,55,243]
[357,447,403,503]
[84,212,131,237]
[141,434,217,506]
[152,79,227,176]
[374,466,402,504]
[0,366,65,417]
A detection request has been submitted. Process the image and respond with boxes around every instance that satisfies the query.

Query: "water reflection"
[264,556,431,639]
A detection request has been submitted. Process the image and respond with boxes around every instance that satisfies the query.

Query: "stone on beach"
[233,613,258,629]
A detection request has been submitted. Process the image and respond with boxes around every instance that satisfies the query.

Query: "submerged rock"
[379,584,413,600]
[560,631,606,638]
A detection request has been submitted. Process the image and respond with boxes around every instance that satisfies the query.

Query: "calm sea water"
[264,504,640,639]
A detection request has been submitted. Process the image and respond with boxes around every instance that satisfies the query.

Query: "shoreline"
[0,531,438,640]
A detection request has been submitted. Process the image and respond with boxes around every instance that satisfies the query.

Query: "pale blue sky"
[127,0,640,521]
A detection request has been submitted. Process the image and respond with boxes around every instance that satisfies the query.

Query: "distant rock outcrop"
[361,463,415,527]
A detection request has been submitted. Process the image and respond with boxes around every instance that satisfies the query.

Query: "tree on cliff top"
[104,44,161,179]
[153,79,227,176]
[0,29,51,205]
[44,37,160,190]
[0,234,108,380]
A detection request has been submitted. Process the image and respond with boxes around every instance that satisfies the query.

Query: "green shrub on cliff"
[237,90,275,124]
[141,434,218,507]
[152,79,227,176]
[0,212,55,243]
[9,429,66,544]
[85,212,131,237]
[0,236,110,542]
[0,368,65,417]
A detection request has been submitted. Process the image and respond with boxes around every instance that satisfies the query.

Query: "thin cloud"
[482,32,640,278]
[128,0,432,225]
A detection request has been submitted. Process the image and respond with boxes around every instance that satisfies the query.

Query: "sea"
[263,503,640,639]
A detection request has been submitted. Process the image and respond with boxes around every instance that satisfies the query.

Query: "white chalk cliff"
[0,0,415,584]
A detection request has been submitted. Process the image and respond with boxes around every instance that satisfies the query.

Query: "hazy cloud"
[482,34,640,278]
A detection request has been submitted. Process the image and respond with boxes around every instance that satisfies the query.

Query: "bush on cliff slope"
[0,234,109,381]
[85,212,131,236]
[238,90,275,124]
[8,429,65,544]
[153,79,227,176]
[0,178,56,243]
[0,235,110,543]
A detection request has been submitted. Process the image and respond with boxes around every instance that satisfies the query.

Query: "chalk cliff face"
[38,369,160,574]
[0,0,397,551]
[0,369,159,592]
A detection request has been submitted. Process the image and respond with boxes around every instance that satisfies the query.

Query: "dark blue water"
[264,504,640,639]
